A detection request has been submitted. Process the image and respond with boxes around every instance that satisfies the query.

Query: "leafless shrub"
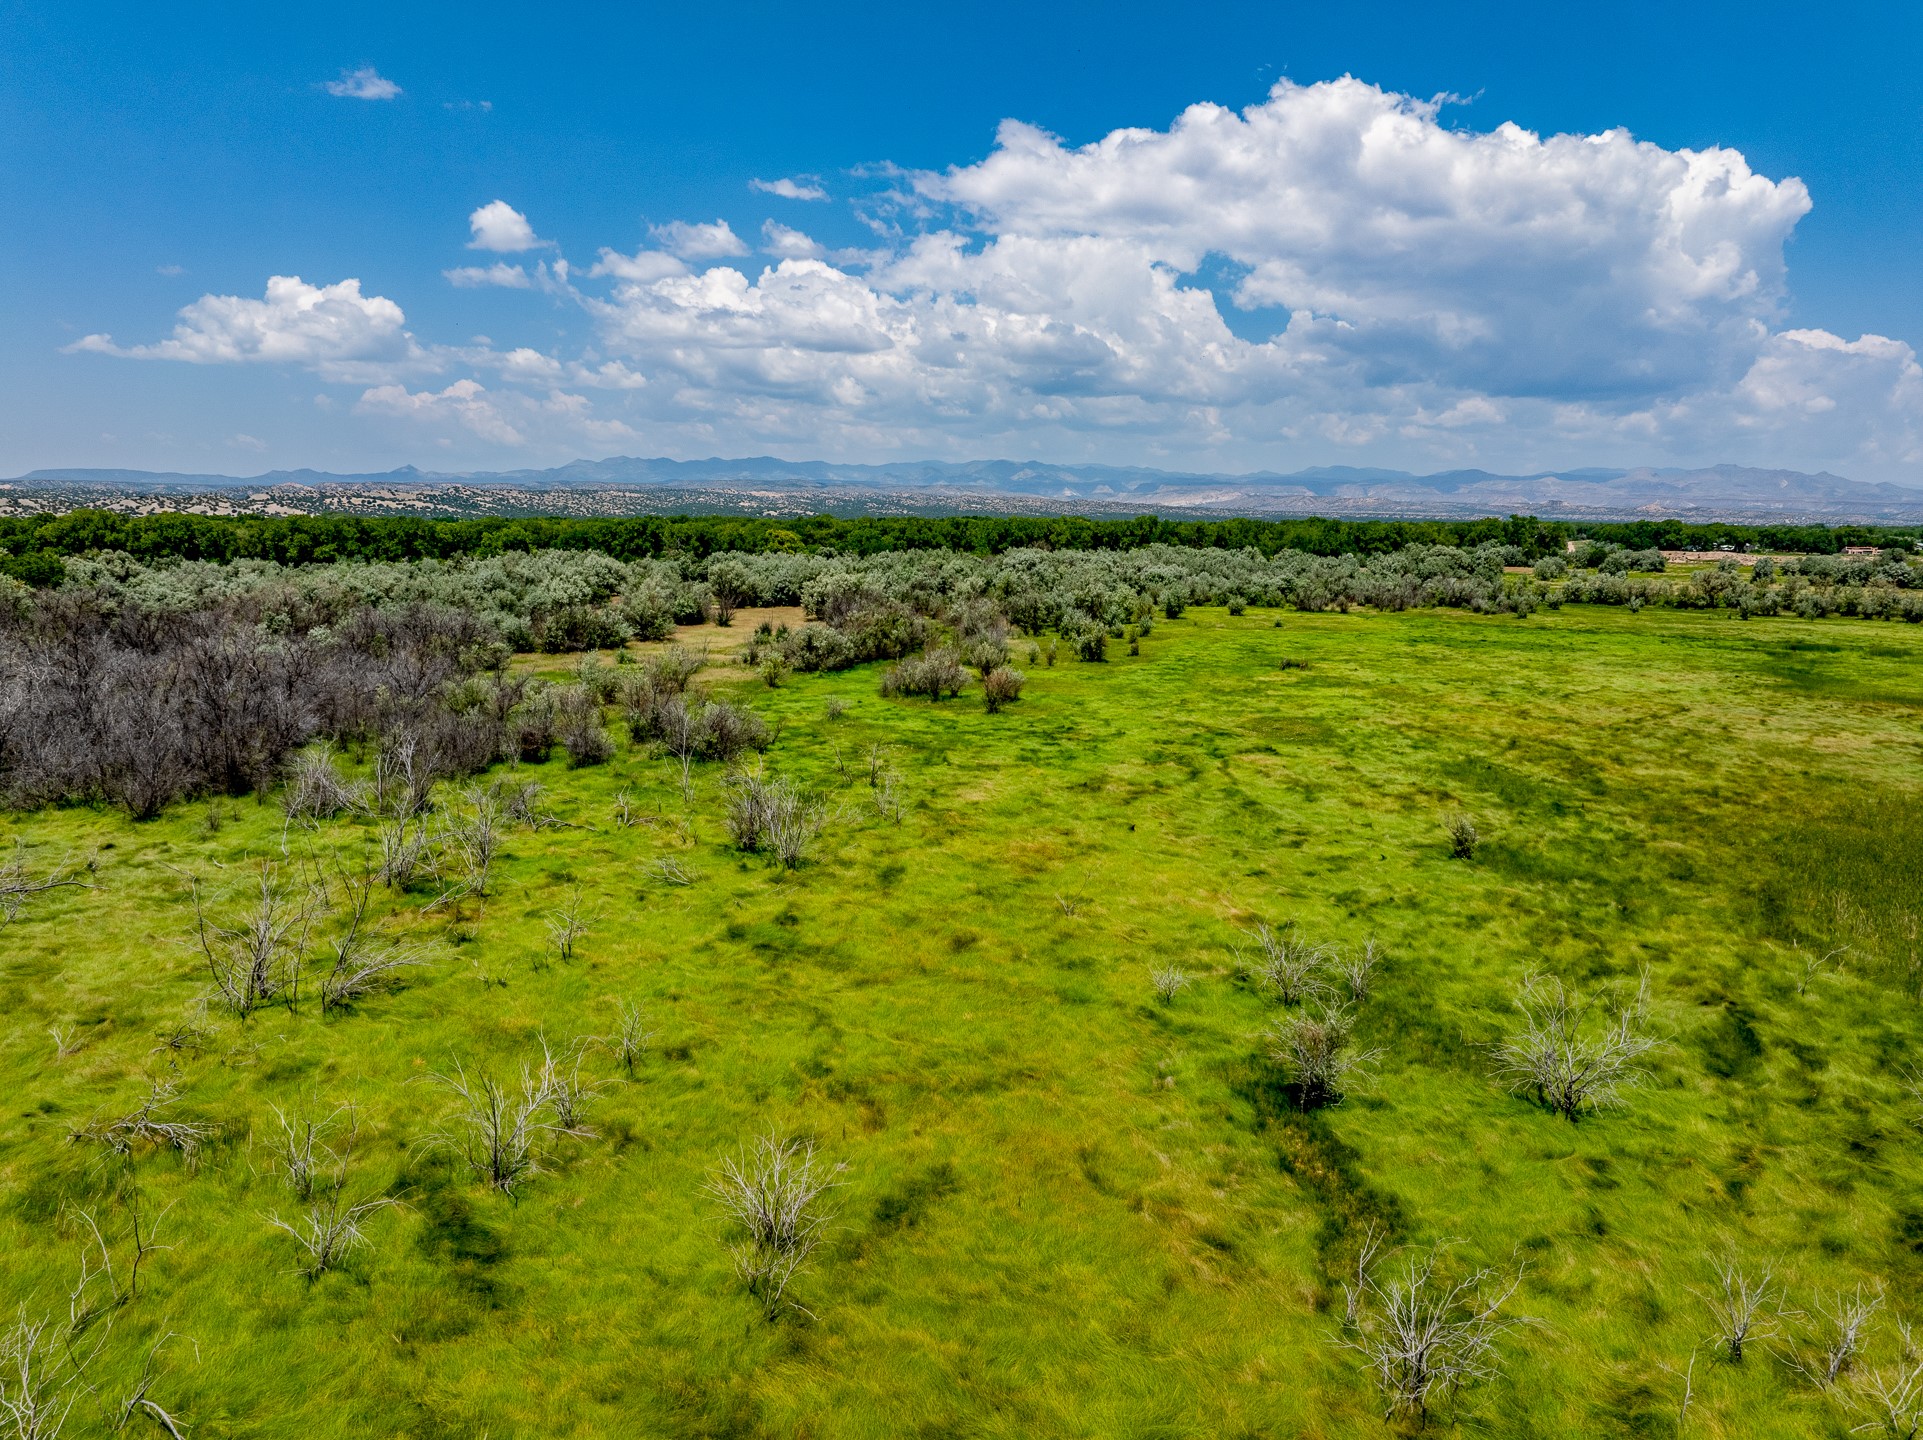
[724,771,778,851]
[189,863,317,1015]
[150,1001,210,1058]
[865,744,888,786]
[981,666,1026,713]
[0,1307,77,1440]
[376,814,439,891]
[824,697,848,721]
[1788,1285,1883,1388]
[1445,813,1480,859]
[648,857,695,887]
[65,1184,171,1337]
[318,871,427,1011]
[611,790,638,827]
[433,787,500,905]
[372,733,434,819]
[1055,893,1078,918]
[47,1028,79,1062]
[706,1132,845,1320]
[538,1037,602,1136]
[1334,939,1382,1002]
[108,1332,190,1440]
[1241,922,1325,1004]
[281,744,366,823]
[266,1104,354,1203]
[1796,943,1849,996]
[266,1190,399,1280]
[1493,970,1660,1120]
[871,771,903,825]
[425,1059,576,1194]
[1269,1001,1378,1107]
[610,1001,654,1076]
[1700,1259,1780,1363]
[1843,1324,1923,1438]
[544,887,591,962]
[1342,1244,1528,1422]
[491,777,555,829]
[767,789,827,870]
[0,844,97,925]
[1150,965,1190,1004]
[70,1080,212,1161]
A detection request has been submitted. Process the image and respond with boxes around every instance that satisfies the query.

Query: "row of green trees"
[1,508,1916,586]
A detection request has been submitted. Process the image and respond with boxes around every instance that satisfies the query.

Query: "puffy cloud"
[751,176,829,201]
[67,275,425,382]
[444,262,532,289]
[761,221,824,259]
[357,379,524,445]
[324,67,401,101]
[651,219,749,259]
[467,200,545,253]
[558,77,1920,476]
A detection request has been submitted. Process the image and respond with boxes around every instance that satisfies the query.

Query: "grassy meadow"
[4,602,1923,1438]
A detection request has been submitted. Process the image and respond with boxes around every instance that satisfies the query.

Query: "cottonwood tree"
[1493,970,1660,1119]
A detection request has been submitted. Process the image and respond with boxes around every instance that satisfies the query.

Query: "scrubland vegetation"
[2,530,1923,1437]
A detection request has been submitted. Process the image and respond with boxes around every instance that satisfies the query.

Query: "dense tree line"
[7,508,1911,586]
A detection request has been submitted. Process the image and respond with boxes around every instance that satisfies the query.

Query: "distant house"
[1844,546,1882,556]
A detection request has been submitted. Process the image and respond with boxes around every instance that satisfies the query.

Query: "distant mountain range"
[5,457,1923,523]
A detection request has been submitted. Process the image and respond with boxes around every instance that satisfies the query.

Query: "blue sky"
[4,0,1921,480]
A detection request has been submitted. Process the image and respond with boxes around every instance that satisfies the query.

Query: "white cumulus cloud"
[67,275,425,382]
[324,67,401,101]
[650,219,749,260]
[760,221,824,259]
[751,176,829,201]
[467,200,545,253]
[358,379,525,445]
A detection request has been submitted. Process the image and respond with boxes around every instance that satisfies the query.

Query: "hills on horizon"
[6,456,1923,523]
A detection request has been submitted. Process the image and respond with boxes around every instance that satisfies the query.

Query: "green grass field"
[4,603,1922,1439]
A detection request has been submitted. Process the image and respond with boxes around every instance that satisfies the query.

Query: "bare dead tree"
[870,770,903,825]
[1787,1285,1883,1388]
[1240,922,1325,1004]
[1341,1243,1528,1422]
[1845,1321,1923,1439]
[611,1001,654,1076]
[265,1191,399,1280]
[647,857,695,888]
[69,1081,212,1162]
[266,1104,357,1203]
[1492,970,1660,1120]
[375,814,438,891]
[544,888,592,963]
[425,1059,575,1195]
[1269,1001,1379,1107]
[318,871,426,1012]
[108,1332,191,1439]
[1701,1259,1780,1364]
[537,1037,602,1138]
[0,1307,77,1440]
[0,843,96,925]
[281,744,366,823]
[1334,938,1382,1002]
[427,787,500,911]
[706,1132,845,1320]
[371,733,433,820]
[1150,965,1191,1004]
[189,865,316,1017]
